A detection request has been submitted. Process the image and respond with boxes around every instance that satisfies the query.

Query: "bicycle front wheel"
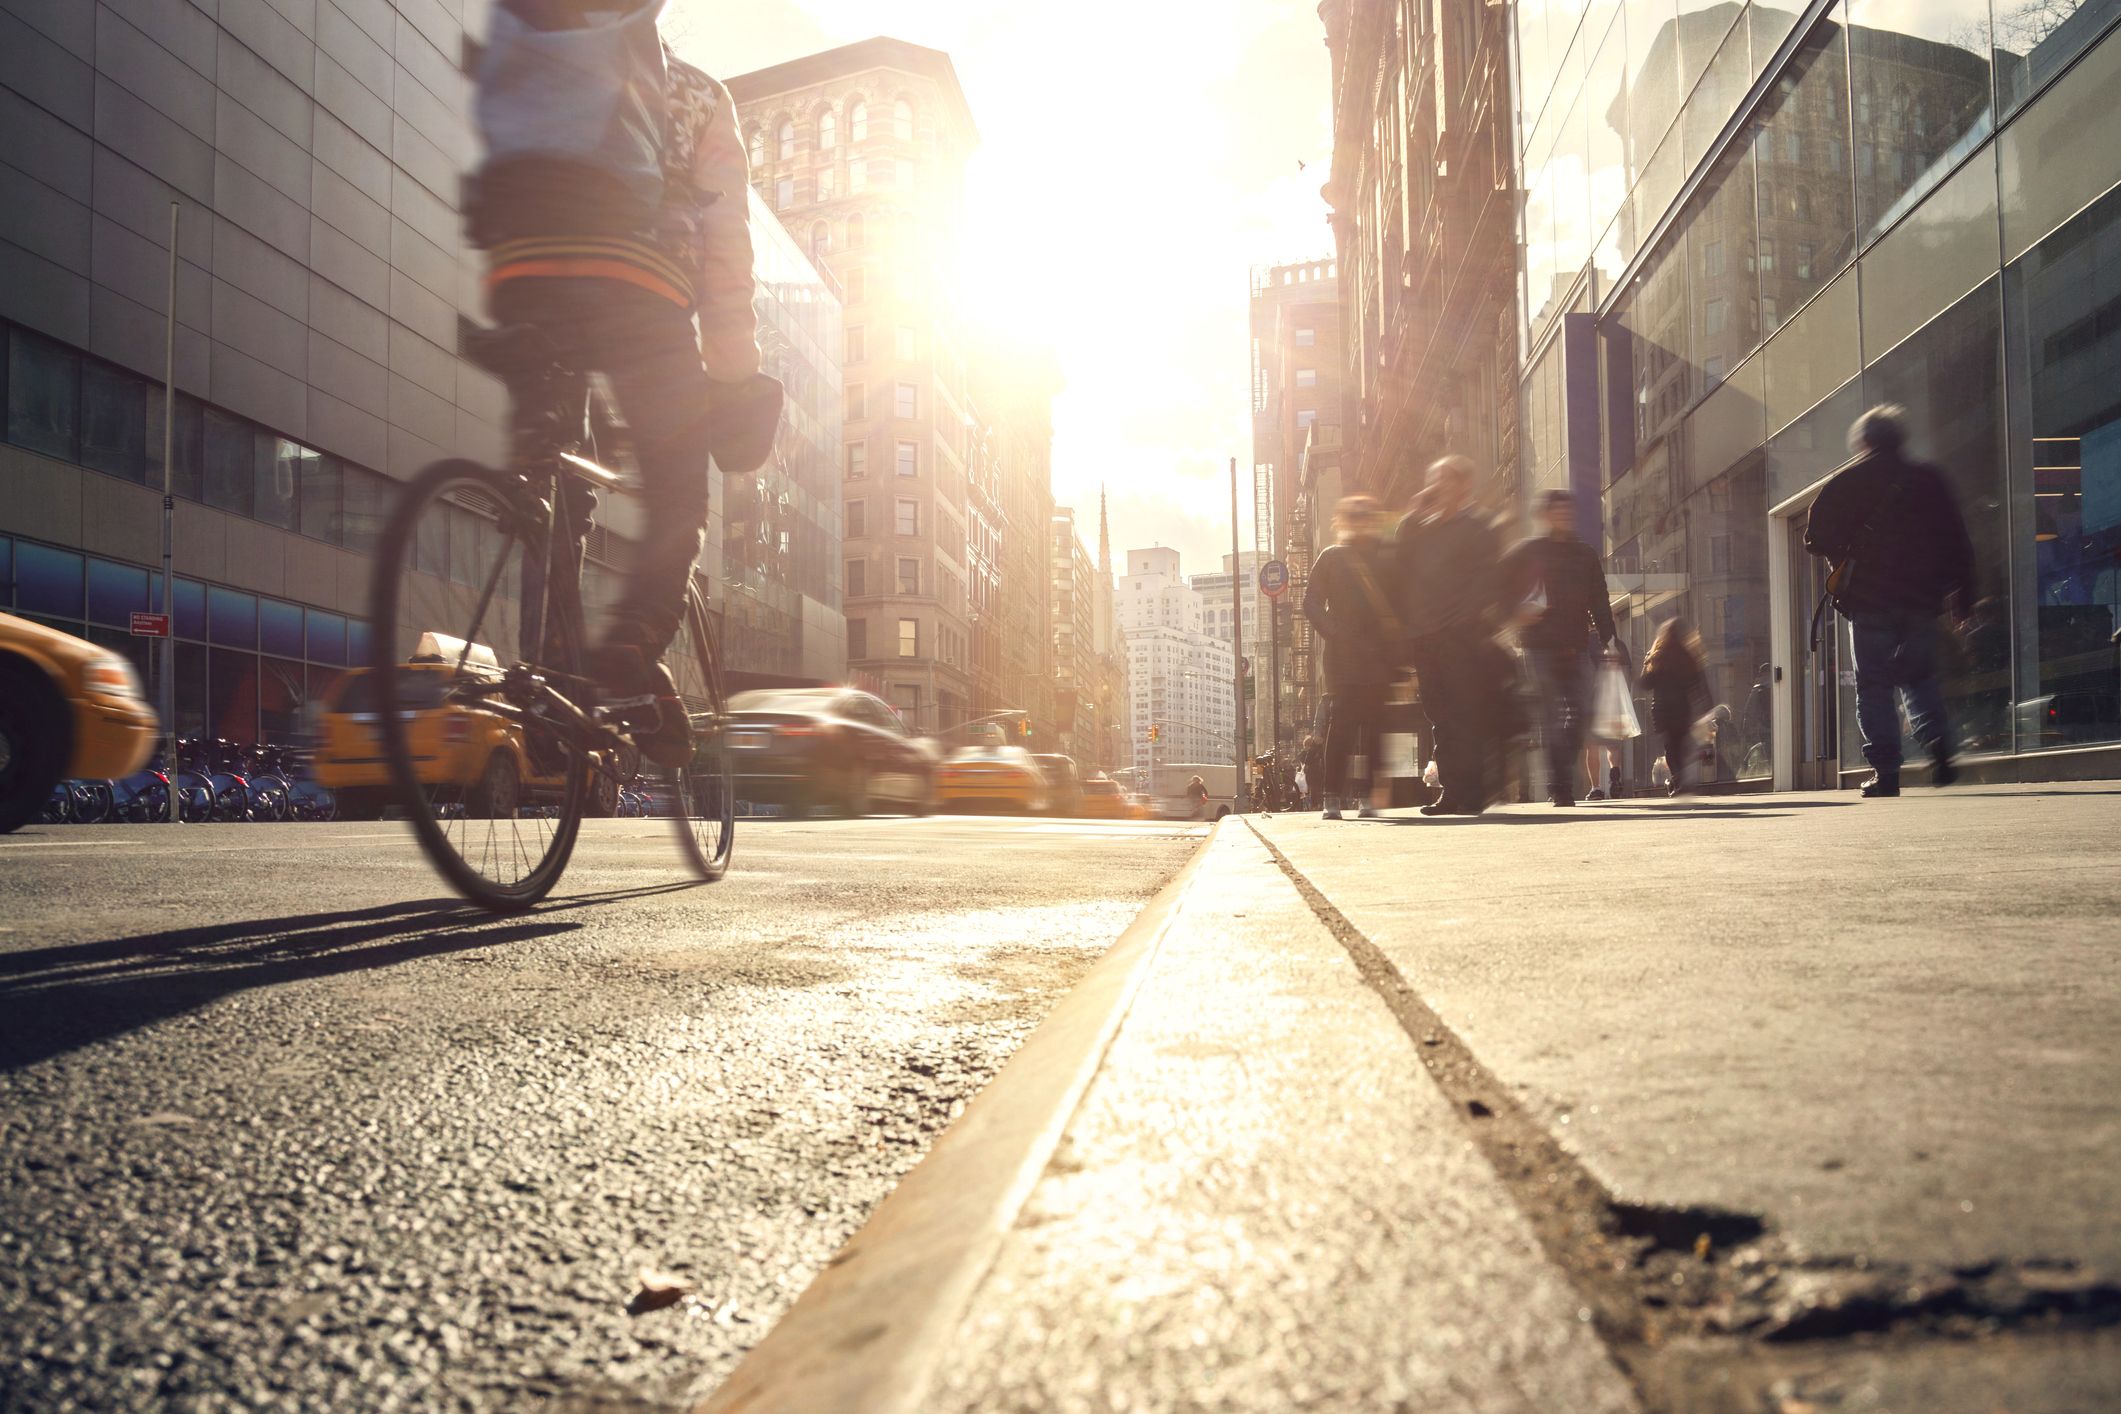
[664,586,733,880]
[367,458,588,912]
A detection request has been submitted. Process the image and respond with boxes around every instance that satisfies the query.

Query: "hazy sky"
[668,0,1336,578]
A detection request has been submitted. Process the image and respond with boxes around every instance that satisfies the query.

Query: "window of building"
[893,99,913,140]
[775,177,794,209]
[1705,238,1725,278]
[846,267,865,304]
[846,326,865,363]
[846,441,868,479]
[747,127,764,167]
[896,439,918,476]
[818,106,837,151]
[850,99,869,142]
[254,438,305,531]
[1705,298,1728,336]
[895,382,917,419]
[898,617,918,657]
[896,556,919,595]
[1795,243,1814,281]
[846,213,865,248]
[1759,238,1775,274]
[816,168,834,201]
[1295,368,1317,388]
[6,327,79,460]
[848,617,867,658]
[1711,534,1733,572]
[846,499,867,537]
[203,411,255,517]
[79,362,147,483]
[148,392,205,501]
[776,119,795,161]
[895,497,918,536]
[1294,327,1316,347]
[1296,409,1317,429]
[895,325,917,360]
[845,558,867,596]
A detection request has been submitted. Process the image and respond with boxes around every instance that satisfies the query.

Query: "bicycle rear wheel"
[663,586,733,879]
[368,458,588,912]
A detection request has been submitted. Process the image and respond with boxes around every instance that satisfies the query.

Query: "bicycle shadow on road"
[0,899,575,1071]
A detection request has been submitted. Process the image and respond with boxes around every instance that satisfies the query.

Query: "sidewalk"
[703,786,2121,1413]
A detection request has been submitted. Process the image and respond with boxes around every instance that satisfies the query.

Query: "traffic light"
[1018,718,1031,738]
[1147,724,1161,742]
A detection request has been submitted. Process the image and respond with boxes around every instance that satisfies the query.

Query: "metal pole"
[1269,595,1281,790]
[161,202,179,826]
[1229,457,1245,812]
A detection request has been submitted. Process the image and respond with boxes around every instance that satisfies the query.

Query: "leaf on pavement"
[628,1266,693,1315]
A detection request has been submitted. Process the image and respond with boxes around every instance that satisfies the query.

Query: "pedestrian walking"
[1637,619,1710,794]
[1299,734,1325,810]
[1501,490,1622,806]
[1393,457,1503,816]
[1805,405,1978,797]
[1302,495,1403,819]
[1184,774,1210,819]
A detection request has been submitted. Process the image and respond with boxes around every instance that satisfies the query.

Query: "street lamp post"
[1229,457,1245,812]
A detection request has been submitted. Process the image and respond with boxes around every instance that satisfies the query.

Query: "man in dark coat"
[1805,404,1977,796]
[1302,495,1400,818]
[1502,489,1622,806]
[1393,456,1503,815]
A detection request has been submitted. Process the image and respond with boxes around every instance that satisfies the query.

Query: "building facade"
[722,188,846,687]
[0,1,845,747]
[1189,551,1271,758]
[731,38,1058,740]
[1049,507,1106,768]
[1514,0,2121,783]
[1118,547,1236,777]
[1321,0,1522,510]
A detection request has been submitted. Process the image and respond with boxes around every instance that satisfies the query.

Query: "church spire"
[1097,484,1111,575]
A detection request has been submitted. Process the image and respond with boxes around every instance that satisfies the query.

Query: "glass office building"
[1517,0,2121,784]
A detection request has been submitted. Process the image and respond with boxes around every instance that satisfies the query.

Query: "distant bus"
[1143,762,1237,820]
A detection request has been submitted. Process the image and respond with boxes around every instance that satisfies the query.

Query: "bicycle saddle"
[463,322,567,381]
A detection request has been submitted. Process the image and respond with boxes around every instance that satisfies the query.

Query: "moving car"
[0,611,159,833]
[1075,776,1146,819]
[936,741,1050,814]
[312,634,578,820]
[1030,753,1082,815]
[723,687,938,816]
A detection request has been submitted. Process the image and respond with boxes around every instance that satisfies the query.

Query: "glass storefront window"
[203,410,255,517]
[260,597,304,658]
[1848,0,1995,240]
[207,646,258,744]
[1682,15,1751,169]
[173,578,206,640]
[1995,0,2121,113]
[6,327,79,460]
[15,541,84,620]
[1763,267,1860,445]
[86,558,149,627]
[2004,180,2121,749]
[80,362,147,483]
[307,609,348,666]
[1626,0,1685,164]
[343,466,387,555]
[1859,146,2002,360]
[259,656,305,744]
[1997,22,2121,261]
[207,586,257,649]
[1676,0,1744,99]
[1751,14,1854,322]
[175,641,207,738]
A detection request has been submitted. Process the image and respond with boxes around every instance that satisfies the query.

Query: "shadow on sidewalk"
[0,880,703,1070]
[1363,809,1793,825]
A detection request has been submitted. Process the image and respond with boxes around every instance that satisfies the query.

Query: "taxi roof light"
[412,632,502,672]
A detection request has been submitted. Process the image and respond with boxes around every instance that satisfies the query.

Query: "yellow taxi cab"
[0,610,159,832]
[1075,776,1147,820]
[313,633,577,819]
[936,738,1051,814]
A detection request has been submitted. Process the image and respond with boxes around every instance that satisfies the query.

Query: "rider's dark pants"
[492,277,712,663]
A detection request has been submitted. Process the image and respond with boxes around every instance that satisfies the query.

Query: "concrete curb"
[695,822,1224,1414]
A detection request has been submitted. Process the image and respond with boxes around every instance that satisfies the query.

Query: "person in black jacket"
[1637,618,1710,794]
[1302,495,1400,819]
[1805,405,1977,797]
[1393,456,1503,816]
[1501,489,1621,806]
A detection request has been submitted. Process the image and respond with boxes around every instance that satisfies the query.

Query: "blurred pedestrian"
[1299,734,1325,810]
[1393,457,1503,816]
[1502,490,1621,806]
[1638,618,1710,795]
[1805,405,1977,797]
[1303,495,1402,819]
[1184,774,1209,819]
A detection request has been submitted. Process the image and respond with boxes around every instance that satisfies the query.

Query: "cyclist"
[472,0,779,767]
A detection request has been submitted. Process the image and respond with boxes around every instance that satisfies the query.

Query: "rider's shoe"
[587,644,693,769]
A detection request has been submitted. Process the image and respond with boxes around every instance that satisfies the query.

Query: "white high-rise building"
[1119,548,1235,780]
[1189,551,1269,756]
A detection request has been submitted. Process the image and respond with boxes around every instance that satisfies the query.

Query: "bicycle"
[364,322,734,912]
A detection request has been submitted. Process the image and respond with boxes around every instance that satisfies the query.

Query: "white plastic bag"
[1589,659,1642,740]
[1422,758,1441,789]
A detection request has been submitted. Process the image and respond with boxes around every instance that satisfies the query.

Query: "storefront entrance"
[1769,503,1844,789]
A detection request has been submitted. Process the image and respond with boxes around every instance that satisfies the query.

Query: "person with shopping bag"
[1301,495,1403,819]
[1501,489,1624,806]
[1636,619,1710,794]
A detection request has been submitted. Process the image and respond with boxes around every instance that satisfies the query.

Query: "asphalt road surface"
[0,815,1204,1411]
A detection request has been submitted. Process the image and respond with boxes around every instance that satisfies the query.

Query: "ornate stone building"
[1319,0,1520,510]
[730,38,1055,737]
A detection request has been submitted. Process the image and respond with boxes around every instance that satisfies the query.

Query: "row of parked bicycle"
[39,737,668,824]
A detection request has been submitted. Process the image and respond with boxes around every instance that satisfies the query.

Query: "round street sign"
[1257,559,1290,599]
